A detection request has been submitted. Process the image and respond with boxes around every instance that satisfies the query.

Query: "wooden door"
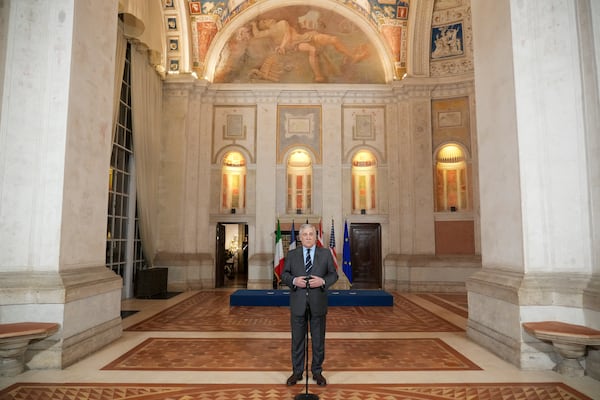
[215,223,226,288]
[349,223,381,289]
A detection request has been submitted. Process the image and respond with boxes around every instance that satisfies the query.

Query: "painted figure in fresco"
[248,54,284,82]
[251,17,369,82]
[297,10,320,30]
[213,25,253,82]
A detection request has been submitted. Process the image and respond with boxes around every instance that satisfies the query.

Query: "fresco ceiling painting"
[176,0,410,83]
[214,6,385,83]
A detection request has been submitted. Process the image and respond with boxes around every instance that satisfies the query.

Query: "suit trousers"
[291,306,326,375]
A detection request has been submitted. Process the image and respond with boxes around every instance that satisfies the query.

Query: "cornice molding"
[162,76,475,103]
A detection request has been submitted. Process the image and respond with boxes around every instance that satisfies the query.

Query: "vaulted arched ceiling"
[121,0,472,84]
[158,0,410,83]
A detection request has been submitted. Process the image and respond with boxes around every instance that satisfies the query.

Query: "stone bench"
[0,322,60,377]
[523,321,600,377]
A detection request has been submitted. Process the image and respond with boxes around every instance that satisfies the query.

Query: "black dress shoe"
[313,373,327,386]
[286,373,303,386]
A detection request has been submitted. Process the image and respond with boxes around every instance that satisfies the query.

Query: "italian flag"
[274,219,284,282]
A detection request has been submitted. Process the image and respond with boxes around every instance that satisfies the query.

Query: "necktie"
[305,249,312,274]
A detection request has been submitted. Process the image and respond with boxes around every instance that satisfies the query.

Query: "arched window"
[352,150,377,213]
[287,150,312,214]
[435,144,468,212]
[221,151,246,212]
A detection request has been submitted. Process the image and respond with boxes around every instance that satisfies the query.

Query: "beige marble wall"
[158,80,479,292]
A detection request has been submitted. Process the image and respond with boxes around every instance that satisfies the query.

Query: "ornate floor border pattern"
[101,337,481,371]
[125,291,463,333]
[0,382,591,400]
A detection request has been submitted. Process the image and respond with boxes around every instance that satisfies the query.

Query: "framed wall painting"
[277,105,322,163]
[397,6,408,19]
[342,105,387,162]
[214,106,255,141]
[431,97,471,153]
[355,114,374,140]
[431,22,464,59]
[225,114,245,139]
[189,1,201,15]
[438,111,462,128]
[344,106,384,141]
[212,105,256,162]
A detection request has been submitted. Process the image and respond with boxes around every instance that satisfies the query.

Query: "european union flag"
[342,220,352,284]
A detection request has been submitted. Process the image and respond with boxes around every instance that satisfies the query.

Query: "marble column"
[469,0,600,370]
[0,0,122,369]
[155,78,214,290]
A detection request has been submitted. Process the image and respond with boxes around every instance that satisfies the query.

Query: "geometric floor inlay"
[0,382,592,400]
[101,338,481,371]
[125,291,462,333]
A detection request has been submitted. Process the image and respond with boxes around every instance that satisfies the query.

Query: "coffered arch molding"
[203,0,397,83]
[406,0,434,77]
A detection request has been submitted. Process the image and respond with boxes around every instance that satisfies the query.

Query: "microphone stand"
[295,277,319,400]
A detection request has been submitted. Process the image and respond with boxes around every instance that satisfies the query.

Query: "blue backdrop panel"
[229,290,393,307]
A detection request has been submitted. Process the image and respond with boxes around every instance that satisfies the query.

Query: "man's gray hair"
[299,223,316,234]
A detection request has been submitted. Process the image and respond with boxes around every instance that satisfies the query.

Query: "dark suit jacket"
[281,246,338,317]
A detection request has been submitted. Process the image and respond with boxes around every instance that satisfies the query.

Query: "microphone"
[304,276,310,296]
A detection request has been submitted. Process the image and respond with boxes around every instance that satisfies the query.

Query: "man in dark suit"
[281,223,338,386]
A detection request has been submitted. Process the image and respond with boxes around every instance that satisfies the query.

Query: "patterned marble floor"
[101,337,480,371]
[0,290,599,400]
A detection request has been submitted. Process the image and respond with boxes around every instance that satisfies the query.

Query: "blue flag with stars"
[342,220,352,284]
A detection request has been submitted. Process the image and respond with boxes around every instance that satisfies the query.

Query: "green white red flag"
[274,219,284,281]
